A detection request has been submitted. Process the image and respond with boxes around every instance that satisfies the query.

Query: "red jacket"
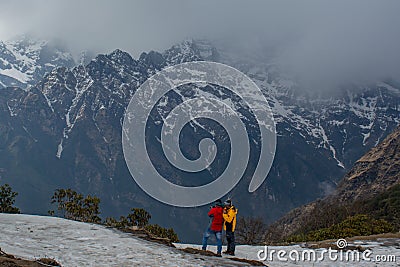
[208,206,224,231]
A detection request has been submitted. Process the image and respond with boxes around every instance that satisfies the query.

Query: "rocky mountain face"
[266,125,400,242]
[334,126,400,202]
[0,38,399,242]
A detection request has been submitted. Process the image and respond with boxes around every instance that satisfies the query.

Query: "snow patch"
[56,139,64,159]
[0,68,29,83]
[318,124,345,168]
[361,132,371,146]
[377,82,400,96]
[41,91,55,112]
[6,101,17,116]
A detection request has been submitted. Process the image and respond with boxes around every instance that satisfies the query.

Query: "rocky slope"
[0,38,399,242]
[266,125,400,242]
[334,125,400,202]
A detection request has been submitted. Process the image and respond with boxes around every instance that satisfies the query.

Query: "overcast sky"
[1,0,400,88]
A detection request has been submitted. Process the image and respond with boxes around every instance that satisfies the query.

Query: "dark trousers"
[226,231,235,253]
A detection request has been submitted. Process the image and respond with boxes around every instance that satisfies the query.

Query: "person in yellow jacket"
[222,199,237,256]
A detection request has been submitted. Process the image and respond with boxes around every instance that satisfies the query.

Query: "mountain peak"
[7,34,48,46]
[108,49,135,64]
[139,50,166,70]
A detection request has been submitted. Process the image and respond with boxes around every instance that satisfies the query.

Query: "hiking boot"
[222,250,230,254]
[228,251,235,256]
[216,252,222,257]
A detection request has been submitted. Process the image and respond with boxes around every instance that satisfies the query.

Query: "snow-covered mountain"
[0,35,75,88]
[0,38,399,243]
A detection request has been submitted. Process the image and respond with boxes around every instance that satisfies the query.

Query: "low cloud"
[1,0,399,89]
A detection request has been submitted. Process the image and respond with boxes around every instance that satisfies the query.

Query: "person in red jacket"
[201,199,224,256]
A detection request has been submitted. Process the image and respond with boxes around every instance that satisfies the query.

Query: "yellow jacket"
[223,206,238,232]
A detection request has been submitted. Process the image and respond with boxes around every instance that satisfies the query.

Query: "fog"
[1,0,400,88]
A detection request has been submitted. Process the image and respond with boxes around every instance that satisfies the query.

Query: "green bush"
[50,188,101,223]
[127,208,151,228]
[287,214,394,242]
[145,224,180,243]
[365,184,400,229]
[0,184,20,214]
[105,208,151,229]
[105,208,179,243]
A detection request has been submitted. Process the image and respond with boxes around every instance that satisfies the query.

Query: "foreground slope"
[1,214,398,267]
[0,214,255,267]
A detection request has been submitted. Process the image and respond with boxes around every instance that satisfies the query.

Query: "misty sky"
[1,0,400,88]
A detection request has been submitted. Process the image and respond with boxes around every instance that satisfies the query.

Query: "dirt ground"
[0,248,60,267]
